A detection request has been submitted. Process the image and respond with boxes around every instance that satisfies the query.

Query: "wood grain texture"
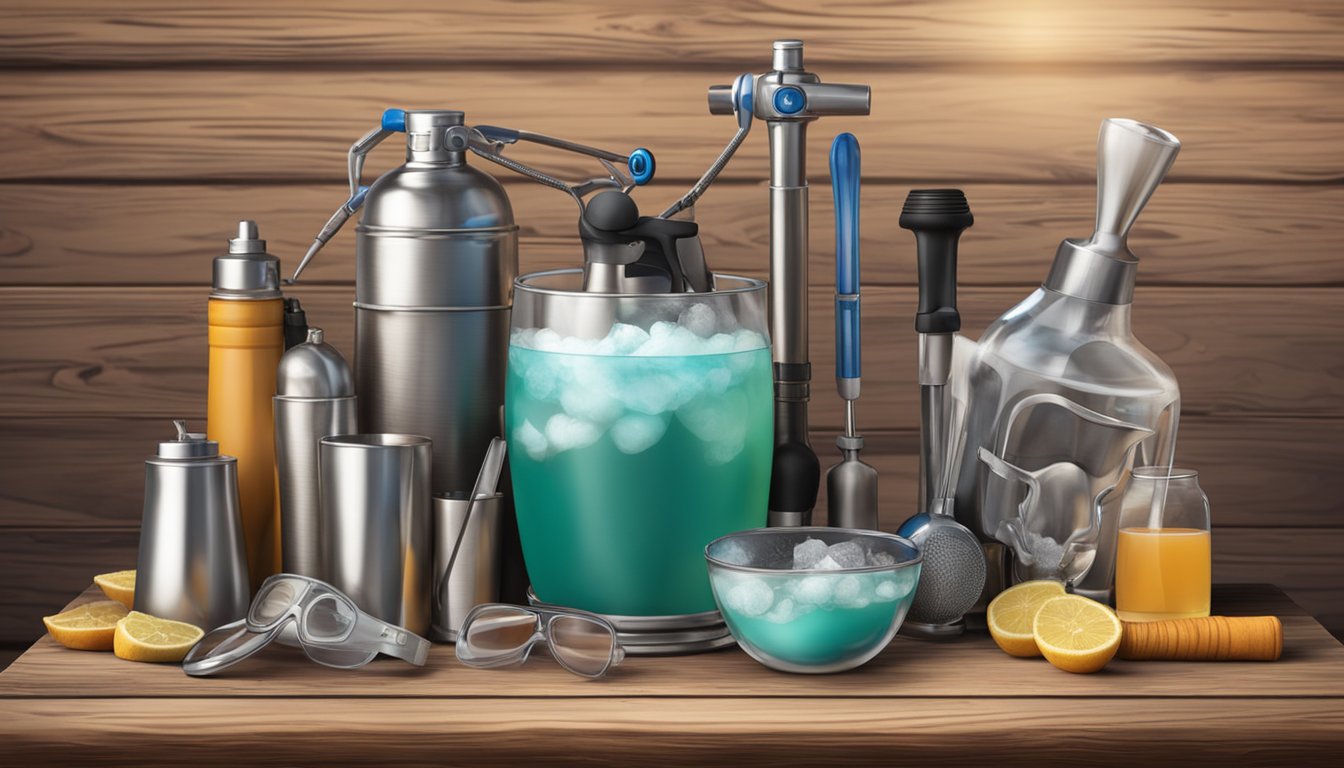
[1,1,1341,68]
[2,585,1338,700]
[2,419,1338,531]
[1,286,1340,422]
[4,182,1343,287]
[2,530,1341,647]
[2,69,1342,183]
[0,696,1340,766]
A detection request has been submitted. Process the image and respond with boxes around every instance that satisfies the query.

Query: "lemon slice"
[987,580,1067,657]
[93,570,136,610]
[113,611,204,663]
[1032,595,1122,673]
[43,600,129,651]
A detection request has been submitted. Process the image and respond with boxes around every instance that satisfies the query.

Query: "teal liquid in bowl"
[727,602,899,667]
[506,342,772,616]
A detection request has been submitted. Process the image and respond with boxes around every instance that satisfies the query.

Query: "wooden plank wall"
[1,1,1341,652]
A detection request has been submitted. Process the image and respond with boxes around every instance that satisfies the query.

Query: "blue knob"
[773,87,805,115]
[628,148,655,185]
[381,109,407,133]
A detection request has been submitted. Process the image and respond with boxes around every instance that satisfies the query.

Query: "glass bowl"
[705,527,922,673]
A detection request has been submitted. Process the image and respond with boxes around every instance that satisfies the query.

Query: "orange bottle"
[208,221,285,593]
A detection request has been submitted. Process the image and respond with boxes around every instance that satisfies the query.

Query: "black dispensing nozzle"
[283,297,309,350]
[899,190,972,334]
[579,190,710,293]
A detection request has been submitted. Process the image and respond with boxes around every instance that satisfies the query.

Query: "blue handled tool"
[825,133,878,530]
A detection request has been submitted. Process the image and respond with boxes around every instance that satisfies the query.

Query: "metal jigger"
[825,133,878,530]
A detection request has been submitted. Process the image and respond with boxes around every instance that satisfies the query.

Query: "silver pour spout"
[1044,118,1180,305]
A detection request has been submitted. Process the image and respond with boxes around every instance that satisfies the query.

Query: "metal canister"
[135,420,250,630]
[274,327,357,577]
[354,110,517,496]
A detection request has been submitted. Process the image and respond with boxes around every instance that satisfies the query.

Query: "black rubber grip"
[899,189,972,334]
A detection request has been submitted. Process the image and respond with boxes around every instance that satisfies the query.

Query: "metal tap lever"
[707,40,871,528]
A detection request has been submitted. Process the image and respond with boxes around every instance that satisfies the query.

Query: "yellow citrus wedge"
[987,579,1068,657]
[1032,595,1123,674]
[42,600,129,651]
[113,611,204,663]
[93,570,136,610]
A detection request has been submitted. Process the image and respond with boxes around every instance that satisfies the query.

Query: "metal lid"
[212,220,282,300]
[157,420,220,459]
[275,327,355,398]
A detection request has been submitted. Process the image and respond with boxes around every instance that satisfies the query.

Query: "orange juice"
[1116,527,1211,622]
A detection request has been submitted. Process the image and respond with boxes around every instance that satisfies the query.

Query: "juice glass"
[1115,467,1211,622]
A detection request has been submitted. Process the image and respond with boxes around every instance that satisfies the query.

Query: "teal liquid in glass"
[726,603,898,667]
[506,344,773,616]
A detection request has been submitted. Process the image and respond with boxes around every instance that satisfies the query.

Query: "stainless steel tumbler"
[431,492,503,642]
[275,327,357,577]
[135,420,250,630]
[319,434,432,635]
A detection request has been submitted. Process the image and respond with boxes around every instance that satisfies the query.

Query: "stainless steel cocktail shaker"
[134,420,250,630]
[275,327,357,577]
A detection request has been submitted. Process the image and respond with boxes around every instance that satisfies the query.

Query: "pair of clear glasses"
[455,604,625,679]
[183,574,431,676]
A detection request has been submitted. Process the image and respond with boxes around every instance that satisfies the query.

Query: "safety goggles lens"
[250,578,301,625]
[304,593,358,642]
[459,605,537,663]
[549,615,617,677]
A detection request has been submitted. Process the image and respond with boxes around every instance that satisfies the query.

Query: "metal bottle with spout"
[208,221,285,592]
[708,40,872,527]
[274,326,357,577]
[948,119,1183,602]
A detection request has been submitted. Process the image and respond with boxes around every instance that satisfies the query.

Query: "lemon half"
[1032,595,1122,674]
[43,600,129,651]
[113,611,204,663]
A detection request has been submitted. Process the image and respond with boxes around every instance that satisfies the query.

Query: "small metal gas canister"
[134,421,250,630]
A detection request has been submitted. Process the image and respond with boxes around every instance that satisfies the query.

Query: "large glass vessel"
[506,270,772,618]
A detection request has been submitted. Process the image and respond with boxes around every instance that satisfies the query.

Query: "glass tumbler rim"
[1131,466,1199,481]
[705,527,924,575]
[513,268,767,299]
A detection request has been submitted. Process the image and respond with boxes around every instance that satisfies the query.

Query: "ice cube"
[596,323,651,356]
[512,420,549,461]
[634,321,703,358]
[677,389,748,444]
[724,578,774,618]
[813,555,843,571]
[827,540,866,569]
[793,538,828,569]
[866,550,897,567]
[764,596,799,624]
[610,413,669,455]
[713,539,753,567]
[678,303,718,338]
[531,328,563,352]
[543,414,602,454]
[833,575,864,607]
[523,363,558,401]
[873,569,918,602]
[792,575,834,605]
[559,383,624,425]
[874,579,905,602]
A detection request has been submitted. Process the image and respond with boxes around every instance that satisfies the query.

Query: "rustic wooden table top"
[0,583,1341,766]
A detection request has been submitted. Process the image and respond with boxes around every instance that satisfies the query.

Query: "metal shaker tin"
[274,327,357,577]
[134,420,250,630]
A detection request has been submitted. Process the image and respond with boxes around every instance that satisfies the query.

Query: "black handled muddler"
[899,189,972,514]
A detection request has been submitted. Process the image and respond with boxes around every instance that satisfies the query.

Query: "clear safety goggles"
[183,574,430,676]
[455,604,625,679]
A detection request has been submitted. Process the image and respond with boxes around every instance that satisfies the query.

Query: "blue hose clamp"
[381,108,407,132]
